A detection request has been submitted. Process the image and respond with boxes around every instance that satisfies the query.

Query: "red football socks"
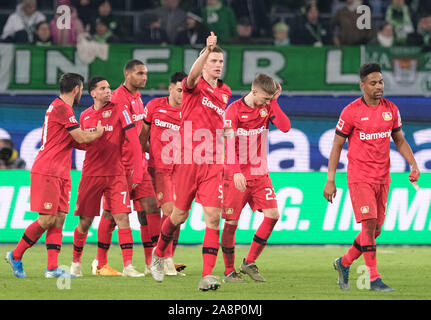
[118,228,134,267]
[12,220,46,261]
[97,217,116,268]
[246,217,277,264]
[361,221,380,281]
[342,232,362,267]
[45,226,62,270]
[155,215,178,258]
[202,227,220,278]
[140,223,153,266]
[72,227,88,263]
[221,222,237,275]
[147,212,161,246]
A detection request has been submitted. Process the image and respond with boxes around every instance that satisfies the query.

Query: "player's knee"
[78,217,93,233]
[38,214,56,229]
[113,213,130,229]
[263,208,280,221]
[102,210,114,222]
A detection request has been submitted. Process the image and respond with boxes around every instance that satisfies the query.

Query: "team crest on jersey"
[222,94,228,104]
[102,110,112,118]
[44,202,52,210]
[260,108,268,117]
[157,192,163,201]
[360,206,369,214]
[382,112,392,121]
[226,208,234,215]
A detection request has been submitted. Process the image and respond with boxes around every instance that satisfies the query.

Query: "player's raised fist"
[206,31,217,51]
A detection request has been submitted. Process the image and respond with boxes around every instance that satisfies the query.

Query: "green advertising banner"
[0,43,362,93]
[0,170,430,244]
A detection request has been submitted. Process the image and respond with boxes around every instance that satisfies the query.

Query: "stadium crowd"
[0,0,430,48]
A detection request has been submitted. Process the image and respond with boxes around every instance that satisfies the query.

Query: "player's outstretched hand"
[323,180,337,203]
[95,120,104,138]
[206,31,217,51]
[234,173,247,192]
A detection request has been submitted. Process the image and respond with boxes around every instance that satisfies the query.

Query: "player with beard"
[6,73,104,279]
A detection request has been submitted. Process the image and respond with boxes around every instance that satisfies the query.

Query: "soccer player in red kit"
[221,74,291,283]
[5,73,104,278]
[88,60,161,276]
[150,32,232,291]
[141,71,188,276]
[70,77,145,277]
[324,63,420,292]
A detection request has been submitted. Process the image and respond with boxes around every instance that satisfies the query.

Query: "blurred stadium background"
[0,0,430,246]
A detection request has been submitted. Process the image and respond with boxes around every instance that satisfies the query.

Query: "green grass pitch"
[1,244,430,300]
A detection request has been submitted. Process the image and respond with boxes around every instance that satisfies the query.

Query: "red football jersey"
[79,102,142,178]
[143,96,181,170]
[224,98,291,180]
[180,76,232,164]
[111,84,146,170]
[31,97,80,180]
[336,97,402,184]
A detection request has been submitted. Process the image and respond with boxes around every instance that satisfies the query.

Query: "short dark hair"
[88,76,107,94]
[170,71,187,84]
[124,59,145,73]
[59,73,84,94]
[360,63,382,81]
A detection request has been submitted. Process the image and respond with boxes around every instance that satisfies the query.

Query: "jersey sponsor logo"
[69,116,78,123]
[154,118,180,131]
[102,110,112,118]
[336,118,345,131]
[382,112,392,121]
[361,206,369,214]
[122,110,132,125]
[361,117,369,121]
[103,125,113,131]
[44,202,53,210]
[132,113,145,122]
[359,130,391,140]
[259,108,268,117]
[237,125,266,136]
[202,96,225,116]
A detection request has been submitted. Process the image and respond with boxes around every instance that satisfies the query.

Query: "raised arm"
[186,32,218,89]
